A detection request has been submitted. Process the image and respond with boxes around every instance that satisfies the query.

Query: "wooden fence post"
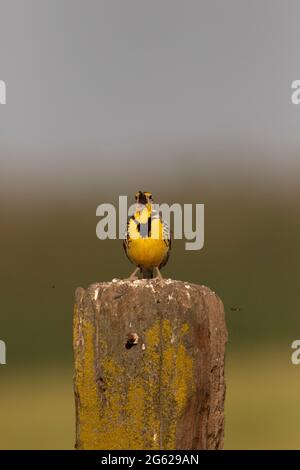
[73,279,227,450]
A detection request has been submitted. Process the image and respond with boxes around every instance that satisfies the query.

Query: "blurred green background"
[1,181,300,449]
[1,0,300,449]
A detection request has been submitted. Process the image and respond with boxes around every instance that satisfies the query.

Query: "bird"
[123,191,171,279]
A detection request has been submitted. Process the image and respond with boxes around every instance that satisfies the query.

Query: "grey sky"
[1,0,300,188]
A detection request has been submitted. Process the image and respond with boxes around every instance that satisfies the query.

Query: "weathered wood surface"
[73,279,227,450]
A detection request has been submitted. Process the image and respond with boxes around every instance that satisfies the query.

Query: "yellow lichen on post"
[125,383,147,449]
[160,320,194,449]
[73,310,102,449]
[75,315,195,449]
[74,280,227,450]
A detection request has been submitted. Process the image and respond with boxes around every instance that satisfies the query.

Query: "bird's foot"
[153,267,163,279]
[125,267,141,281]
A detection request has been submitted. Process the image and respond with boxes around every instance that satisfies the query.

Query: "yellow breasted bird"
[123,191,171,279]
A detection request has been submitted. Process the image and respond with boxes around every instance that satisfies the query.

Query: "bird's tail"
[141,267,153,279]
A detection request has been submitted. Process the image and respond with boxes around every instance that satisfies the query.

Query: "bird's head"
[135,191,153,216]
[135,190,153,206]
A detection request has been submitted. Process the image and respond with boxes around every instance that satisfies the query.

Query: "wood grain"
[73,279,227,450]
